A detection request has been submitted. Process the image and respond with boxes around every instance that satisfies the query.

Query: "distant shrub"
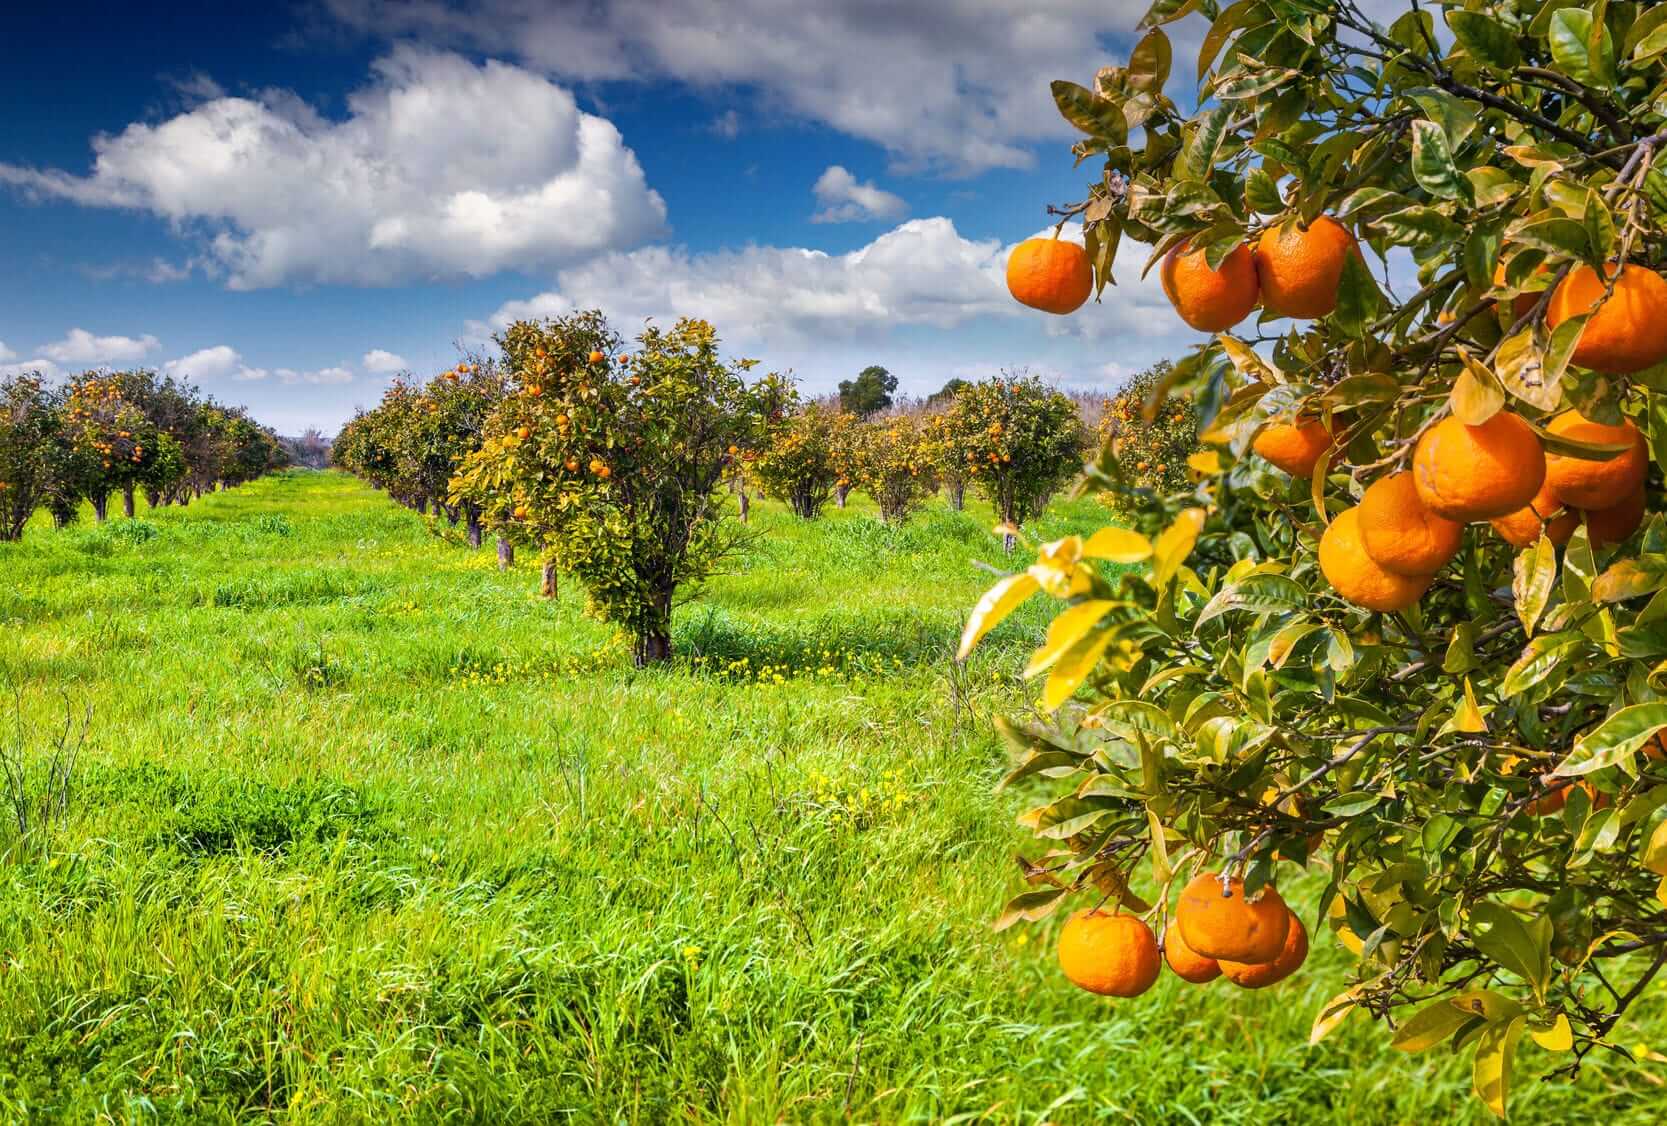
[753,403,845,518]
[853,415,939,525]
[1097,361,1199,515]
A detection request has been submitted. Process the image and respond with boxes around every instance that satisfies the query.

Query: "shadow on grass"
[675,605,959,679]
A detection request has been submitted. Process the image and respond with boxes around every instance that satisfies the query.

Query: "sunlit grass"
[0,470,1662,1122]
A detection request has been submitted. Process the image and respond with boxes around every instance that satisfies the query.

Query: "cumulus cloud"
[38,328,159,366]
[811,166,907,224]
[0,48,666,288]
[0,359,65,380]
[163,345,269,381]
[474,217,1176,347]
[278,366,355,385]
[361,349,409,373]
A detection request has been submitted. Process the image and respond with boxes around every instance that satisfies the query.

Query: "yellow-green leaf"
[1473,1016,1525,1120]
[1082,526,1153,563]
[1530,1013,1573,1053]
[958,572,1040,659]
[1451,350,1505,424]
[1041,626,1119,711]
[1025,600,1116,678]
[1152,508,1206,588]
[1310,989,1359,1045]
[1393,998,1473,1051]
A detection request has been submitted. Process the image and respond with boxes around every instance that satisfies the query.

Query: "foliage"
[941,374,1085,533]
[0,377,60,541]
[970,0,1667,1115]
[752,401,846,518]
[928,377,973,406]
[1098,361,1200,515]
[921,410,972,511]
[838,364,898,417]
[851,414,940,525]
[450,311,782,664]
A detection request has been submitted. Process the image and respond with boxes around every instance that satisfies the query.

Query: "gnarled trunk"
[497,538,514,570]
[634,631,672,666]
[90,492,110,523]
[540,562,558,599]
[947,481,965,511]
[466,508,483,548]
[122,487,136,519]
[415,496,428,515]
[738,490,750,523]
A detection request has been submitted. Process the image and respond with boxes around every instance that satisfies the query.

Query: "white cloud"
[0,359,64,381]
[0,48,667,288]
[811,165,906,224]
[361,349,409,373]
[38,328,159,366]
[709,109,741,140]
[319,0,1167,174]
[478,217,1175,346]
[278,366,355,385]
[0,340,14,362]
[163,345,269,381]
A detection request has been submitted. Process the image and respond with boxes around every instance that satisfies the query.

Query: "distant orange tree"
[941,374,1083,544]
[752,400,843,518]
[852,414,939,525]
[1098,361,1200,515]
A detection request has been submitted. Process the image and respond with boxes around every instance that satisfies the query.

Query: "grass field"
[1,469,1664,1123]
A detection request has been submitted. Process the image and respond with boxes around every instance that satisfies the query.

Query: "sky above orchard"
[0,0,1414,434]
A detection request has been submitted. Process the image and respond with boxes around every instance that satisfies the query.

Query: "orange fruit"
[1252,419,1332,477]
[1160,239,1260,332]
[1176,873,1291,963]
[1358,471,1463,576]
[1412,411,1545,521]
[1318,507,1432,612]
[1491,481,1578,548]
[1163,927,1221,984]
[1221,910,1309,988]
[587,350,605,364]
[1543,410,1647,509]
[516,426,531,440]
[1547,264,1667,374]
[1007,238,1094,315]
[1056,910,1162,997]
[1584,481,1647,549]
[1253,216,1360,319]
[1524,775,1608,816]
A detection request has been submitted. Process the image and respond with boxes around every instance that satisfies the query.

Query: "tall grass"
[0,471,1661,1122]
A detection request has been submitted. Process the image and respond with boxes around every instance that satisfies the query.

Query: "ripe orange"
[1253,419,1331,477]
[1163,927,1222,984]
[1160,239,1260,332]
[1412,411,1545,521]
[1175,873,1290,963]
[1543,410,1647,509]
[1547,263,1667,374]
[587,350,605,364]
[1057,910,1162,997]
[1220,910,1309,988]
[1318,507,1432,612]
[1007,238,1094,315]
[1525,775,1607,816]
[1584,482,1647,549]
[516,426,531,440]
[1358,471,1463,576]
[1491,481,1577,548]
[1253,216,1360,319]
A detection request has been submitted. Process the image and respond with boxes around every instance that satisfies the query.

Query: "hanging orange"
[1253,216,1361,319]
[1412,412,1545,521]
[1547,264,1667,374]
[1007,238,1094,315]
[1160,239,1259,332]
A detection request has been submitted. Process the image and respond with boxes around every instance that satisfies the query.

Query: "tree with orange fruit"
[450,311,780,665]
[979,2,1667,1116]
[940,374,1084,548]
[850,413,939,525]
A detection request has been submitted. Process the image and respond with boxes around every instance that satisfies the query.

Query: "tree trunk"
[836,483,850,508]
[91,492,110,523]
[466,510,483,548]
[634,630,672,666]
[738,489,750,523]
[948,481,965,511]
[145,488,162,509]
[497,538,514,570]
[540,562,558,599]
[446,505,461,528]
[122,487,136,519]
[415,496,428,515]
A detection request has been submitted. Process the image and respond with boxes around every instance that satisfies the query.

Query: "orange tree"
[922,409,971,511]
[751,399,843,518]
[966,1,1667,1115]
[58,374,176,522]
[1098,360,1200,516]
[941,374,1084,544]
[826,407,863,509]
[450,311,778,665]
[851,413,939,525]
[0,375,61,541]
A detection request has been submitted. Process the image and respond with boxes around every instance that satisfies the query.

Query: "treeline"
[0,371,288,541]
[331,309,1192,666]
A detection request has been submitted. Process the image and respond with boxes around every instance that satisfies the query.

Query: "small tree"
[1097,361,1200,516]
[0,375,60,541]
[826,408,863,508]
[921,410,970,511]
[59,375,163,522]
[927,377,972,407]
[852,414,938,525]
[838,365,897,417]
[752,401,842,518]
[451,311,774,665]
[942,374,1083,544]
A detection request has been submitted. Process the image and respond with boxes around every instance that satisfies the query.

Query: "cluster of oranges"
[1057,874,1307,998]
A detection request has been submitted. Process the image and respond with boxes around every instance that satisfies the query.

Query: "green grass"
[1,470,1663,1123]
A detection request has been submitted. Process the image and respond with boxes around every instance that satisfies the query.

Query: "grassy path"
[0,471,1661,1122]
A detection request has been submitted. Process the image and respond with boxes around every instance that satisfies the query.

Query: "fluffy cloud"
[278,366,355,385]
[476,217,1176,346]
[361,349,409,373]
[811,166,907,224]
[0,340,14,362]
[0,48,666,288]
[38,328,159,366]
[163,345,269,382]
[0,359,64,380]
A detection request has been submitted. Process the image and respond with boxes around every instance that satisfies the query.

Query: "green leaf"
[1549,8,1616,87]
[1198,0,1256,81]
[1555,702,1667,776]
[993,887,1068,931]
[1473,1016,1525,1119]
[1504,217,1592,261]
[1094,699,1181,745]
[1500,631,1585,697]
[1393,999,1473,1052]
[1513,536,1558,635]
[1376,206,1458,249]
[1411,120,1472,204]
[1633,12,1667,61]
[1128,28,1173,93]
[1470,903,1550,996]
[1050,81,1128,144]
[1138,0,1198,30]
[1214,65,1302,101]
[1195,573,1307,628]
[1495,328,1561,411]
[1332,251,1382,338]
[1446,10,1522,70]
[1245,167,1284,214]
[1593,559,1667,604]
[1033,797,1115,840]
[1181,107,1232,182]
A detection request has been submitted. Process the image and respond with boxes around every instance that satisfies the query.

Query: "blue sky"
[1,0,1212,434]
